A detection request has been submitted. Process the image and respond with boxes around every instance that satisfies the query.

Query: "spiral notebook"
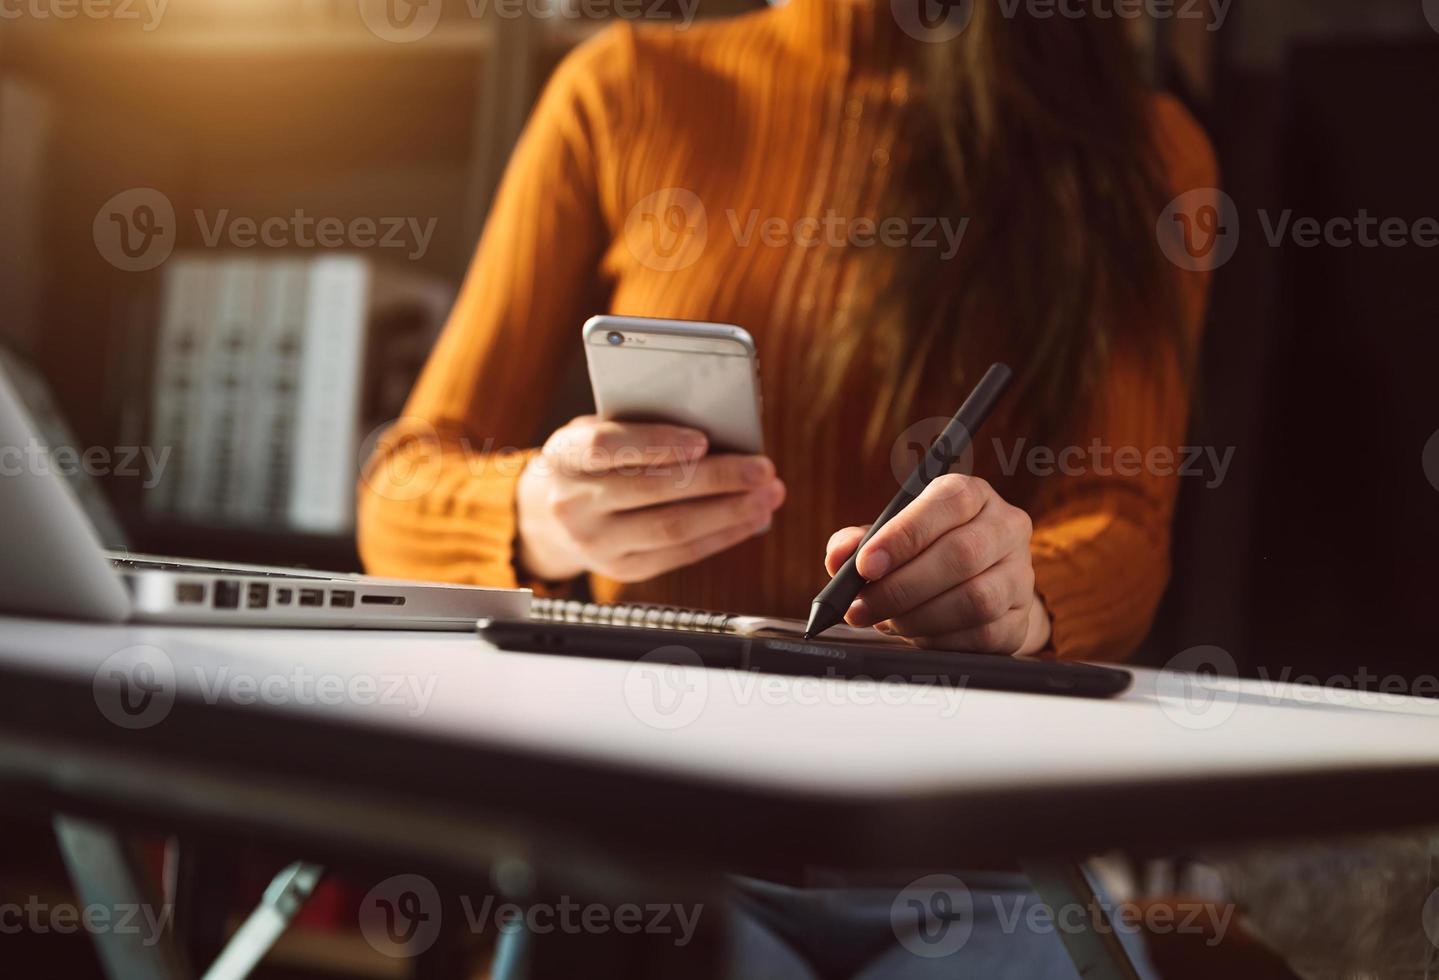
[528,597,890,645]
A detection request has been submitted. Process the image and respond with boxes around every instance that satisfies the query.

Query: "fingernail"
[752,520,772,537]
[859,547,891,580]
[875,622,896,635]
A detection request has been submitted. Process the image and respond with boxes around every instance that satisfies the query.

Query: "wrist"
[514,465,585,585]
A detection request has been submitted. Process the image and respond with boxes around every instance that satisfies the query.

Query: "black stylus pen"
[803,363,1015,640]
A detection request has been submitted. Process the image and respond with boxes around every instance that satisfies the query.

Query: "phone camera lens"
[606,331,624,346]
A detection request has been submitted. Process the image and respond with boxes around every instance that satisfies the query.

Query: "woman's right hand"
[515,416,785,584]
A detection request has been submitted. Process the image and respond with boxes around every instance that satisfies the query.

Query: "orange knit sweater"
[357,0,1217,662]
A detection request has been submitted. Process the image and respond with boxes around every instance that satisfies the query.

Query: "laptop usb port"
[213,580,241,610]
[247,583,270,608]
[360,595,406,606]
[329,590,355,608]
[175,582,206,605]
[274,588,293,606]
[298,588,324,607]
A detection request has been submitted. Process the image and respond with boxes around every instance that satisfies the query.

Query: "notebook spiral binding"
[528,597,738,633]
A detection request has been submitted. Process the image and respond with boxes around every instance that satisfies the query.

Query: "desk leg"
[53,815,190,980]
[1019,860,1142,980]
[198,862,323,980]
[167,837,236,968]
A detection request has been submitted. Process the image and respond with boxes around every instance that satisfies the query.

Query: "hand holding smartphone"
[513,317,780,584]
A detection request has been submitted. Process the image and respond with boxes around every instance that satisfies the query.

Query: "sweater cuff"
[359,437,568,594]
[1030,515,1166,663]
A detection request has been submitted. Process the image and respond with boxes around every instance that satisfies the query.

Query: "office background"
[2,1,1439,977]
[4,0,1435,679]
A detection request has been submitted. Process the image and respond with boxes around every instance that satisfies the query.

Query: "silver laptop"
[0,361,530,629]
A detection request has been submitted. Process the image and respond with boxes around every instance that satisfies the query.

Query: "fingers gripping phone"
[583,316,764,454]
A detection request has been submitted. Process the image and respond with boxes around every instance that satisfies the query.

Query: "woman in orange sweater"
[358,0,1214,661]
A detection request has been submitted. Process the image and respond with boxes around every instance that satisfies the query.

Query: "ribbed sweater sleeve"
[1029,96,1219,662]
[356,28,632,587]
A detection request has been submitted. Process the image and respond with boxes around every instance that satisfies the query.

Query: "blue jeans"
[727,875,1160,979]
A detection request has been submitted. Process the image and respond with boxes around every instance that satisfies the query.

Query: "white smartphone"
[583,315,764,455]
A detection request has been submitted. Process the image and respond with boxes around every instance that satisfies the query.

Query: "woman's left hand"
[824,474,1052,656]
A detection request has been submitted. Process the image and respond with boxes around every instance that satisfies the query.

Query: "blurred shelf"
[17,22,498,55]
[122,517,363,573]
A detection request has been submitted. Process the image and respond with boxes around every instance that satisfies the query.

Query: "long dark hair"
[819,1,1187,446]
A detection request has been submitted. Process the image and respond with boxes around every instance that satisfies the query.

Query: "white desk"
[2,616,1438,979]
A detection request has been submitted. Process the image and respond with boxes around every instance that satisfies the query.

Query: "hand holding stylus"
[806,363,1050,655]
[823,475,1051,656]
